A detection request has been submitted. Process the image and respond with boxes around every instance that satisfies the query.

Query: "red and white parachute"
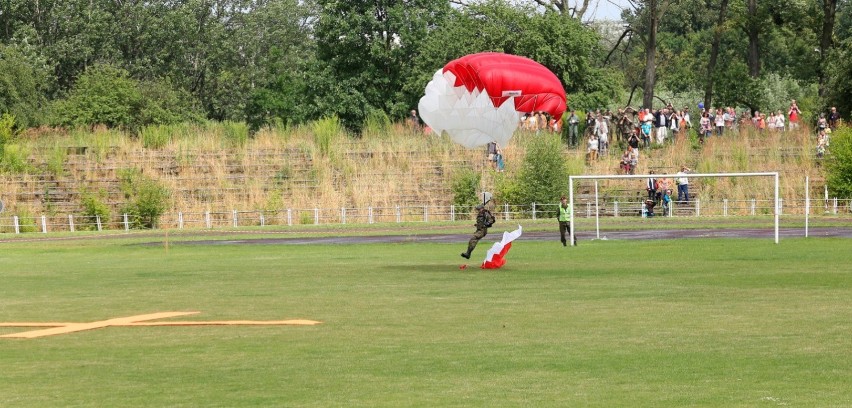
[481,225,523,269]
[418,52,567,148]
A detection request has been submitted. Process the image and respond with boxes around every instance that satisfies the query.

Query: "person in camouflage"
[461,203,495,259]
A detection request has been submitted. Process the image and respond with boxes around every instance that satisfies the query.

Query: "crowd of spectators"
[580,100,844,169]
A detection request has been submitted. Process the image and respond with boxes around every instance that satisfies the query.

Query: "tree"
[0,43,49,127]
[703,0,729,109]
[410,1,621,111]
[309,0,451,131]
[54,64,142,129]
[825,127,852,198]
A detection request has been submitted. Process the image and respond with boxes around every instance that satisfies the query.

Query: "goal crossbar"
[568,172,780,245]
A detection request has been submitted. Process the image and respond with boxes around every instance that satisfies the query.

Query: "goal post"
[568,171,780,245]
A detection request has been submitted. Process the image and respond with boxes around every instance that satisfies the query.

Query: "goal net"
[567,172,780,245]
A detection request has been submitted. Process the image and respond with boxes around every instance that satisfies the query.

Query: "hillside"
[0,123,834,230]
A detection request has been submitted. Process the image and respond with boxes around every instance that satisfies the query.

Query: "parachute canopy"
[418,52,567,149]
[481,225,523,269]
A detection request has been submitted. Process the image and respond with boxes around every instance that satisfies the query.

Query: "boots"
[460,252,470,259]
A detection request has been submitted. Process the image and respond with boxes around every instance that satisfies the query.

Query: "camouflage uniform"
[462,207,494,259]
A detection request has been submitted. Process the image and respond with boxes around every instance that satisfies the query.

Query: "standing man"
[828,107,841,131]
[676,166,691,203]
[558,196,576,247]
[461,195,495,259]
[567,109,580,146]
[486,141,498,170]
[646,170,658,202]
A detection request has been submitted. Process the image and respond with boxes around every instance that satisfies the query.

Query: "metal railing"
[1,197,850,235]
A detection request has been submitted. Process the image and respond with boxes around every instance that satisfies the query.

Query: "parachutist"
[461,198,495,259]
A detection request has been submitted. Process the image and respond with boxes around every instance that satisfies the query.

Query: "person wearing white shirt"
[676,166,691,202]
[774,110,785,131]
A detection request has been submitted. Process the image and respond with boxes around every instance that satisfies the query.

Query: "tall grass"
[0,120,836,223]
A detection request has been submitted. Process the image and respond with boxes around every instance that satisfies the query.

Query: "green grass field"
[1,232,850,407]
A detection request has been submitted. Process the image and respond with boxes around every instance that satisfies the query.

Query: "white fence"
[0,198,850,235]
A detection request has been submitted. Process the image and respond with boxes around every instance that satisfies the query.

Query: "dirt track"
[166,227,852,246]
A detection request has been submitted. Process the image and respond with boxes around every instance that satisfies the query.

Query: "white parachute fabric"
[418,70,520,149]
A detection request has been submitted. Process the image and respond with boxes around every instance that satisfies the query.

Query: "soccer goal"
[568,172,780,245]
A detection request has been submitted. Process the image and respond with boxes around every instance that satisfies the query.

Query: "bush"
[54,64,142,129]
[80,191,111,230]
[118,169,170,229]
[500,135,570,214]
[826,127,852,198]
[451,168,481,213]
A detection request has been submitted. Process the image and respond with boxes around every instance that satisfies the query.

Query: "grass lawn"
[0,233,850,407]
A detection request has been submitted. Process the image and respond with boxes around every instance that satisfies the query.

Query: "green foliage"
[137,79,204,126]
[311,116,343,157]
[0,143,31,174]
[54,64,143,129]
[222,121,249,147]
[80,190,111,230]
[499,135,569,212]
[118,168,170,229]
[46,145,67,177]
[140,125,173,149]
[451,168,482,211]
[826,127,852,198]
[0,43,50,128]
[361,109,393,139]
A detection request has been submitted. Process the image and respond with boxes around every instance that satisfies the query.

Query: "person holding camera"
[461,199,495,259]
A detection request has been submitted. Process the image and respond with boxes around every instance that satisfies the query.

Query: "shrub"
[54,64,142,129]
[118,169,170,228]
[510,135,570,214]
[80,191,111,230]
[826,127,852,198]
[140,125,173,149]
[451,168,481,214]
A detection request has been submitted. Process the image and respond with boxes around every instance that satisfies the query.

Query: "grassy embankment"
[0,122,834,227]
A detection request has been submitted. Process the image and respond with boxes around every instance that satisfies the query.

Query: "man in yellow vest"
[558,196,577,247]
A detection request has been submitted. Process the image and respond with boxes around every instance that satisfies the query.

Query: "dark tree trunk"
[818,0,838,97]
[703,0,729,108]
[642,0,659,109]
[746,0,760,77]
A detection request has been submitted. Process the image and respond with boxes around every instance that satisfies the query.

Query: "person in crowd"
[654,108,669,144]
[828,106,841,130]
[595,113,609,154]
[486,141,498,170]
[644,199,656,217]
[494,143,505,172]
[627,130,640,155]
[788,100,801,129]
[641,117,653,148]
[557,196,577,247]
[587,134,599,163]
[567,109,580,146]
[774,110,785,132]
[676,166,691,202]
[817,112,828,132]
[646,170,658,202]
[620,149,632,174]
[407,109,421,130]
[767,111,777,132]
[724,107,735,130]
[662,189,672,216]
[715,108,725,135]
[817,130,827,159]
[461,199,495,259]
[757,112,767,132]
[699,111,712,144]
[585,111,596,138]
